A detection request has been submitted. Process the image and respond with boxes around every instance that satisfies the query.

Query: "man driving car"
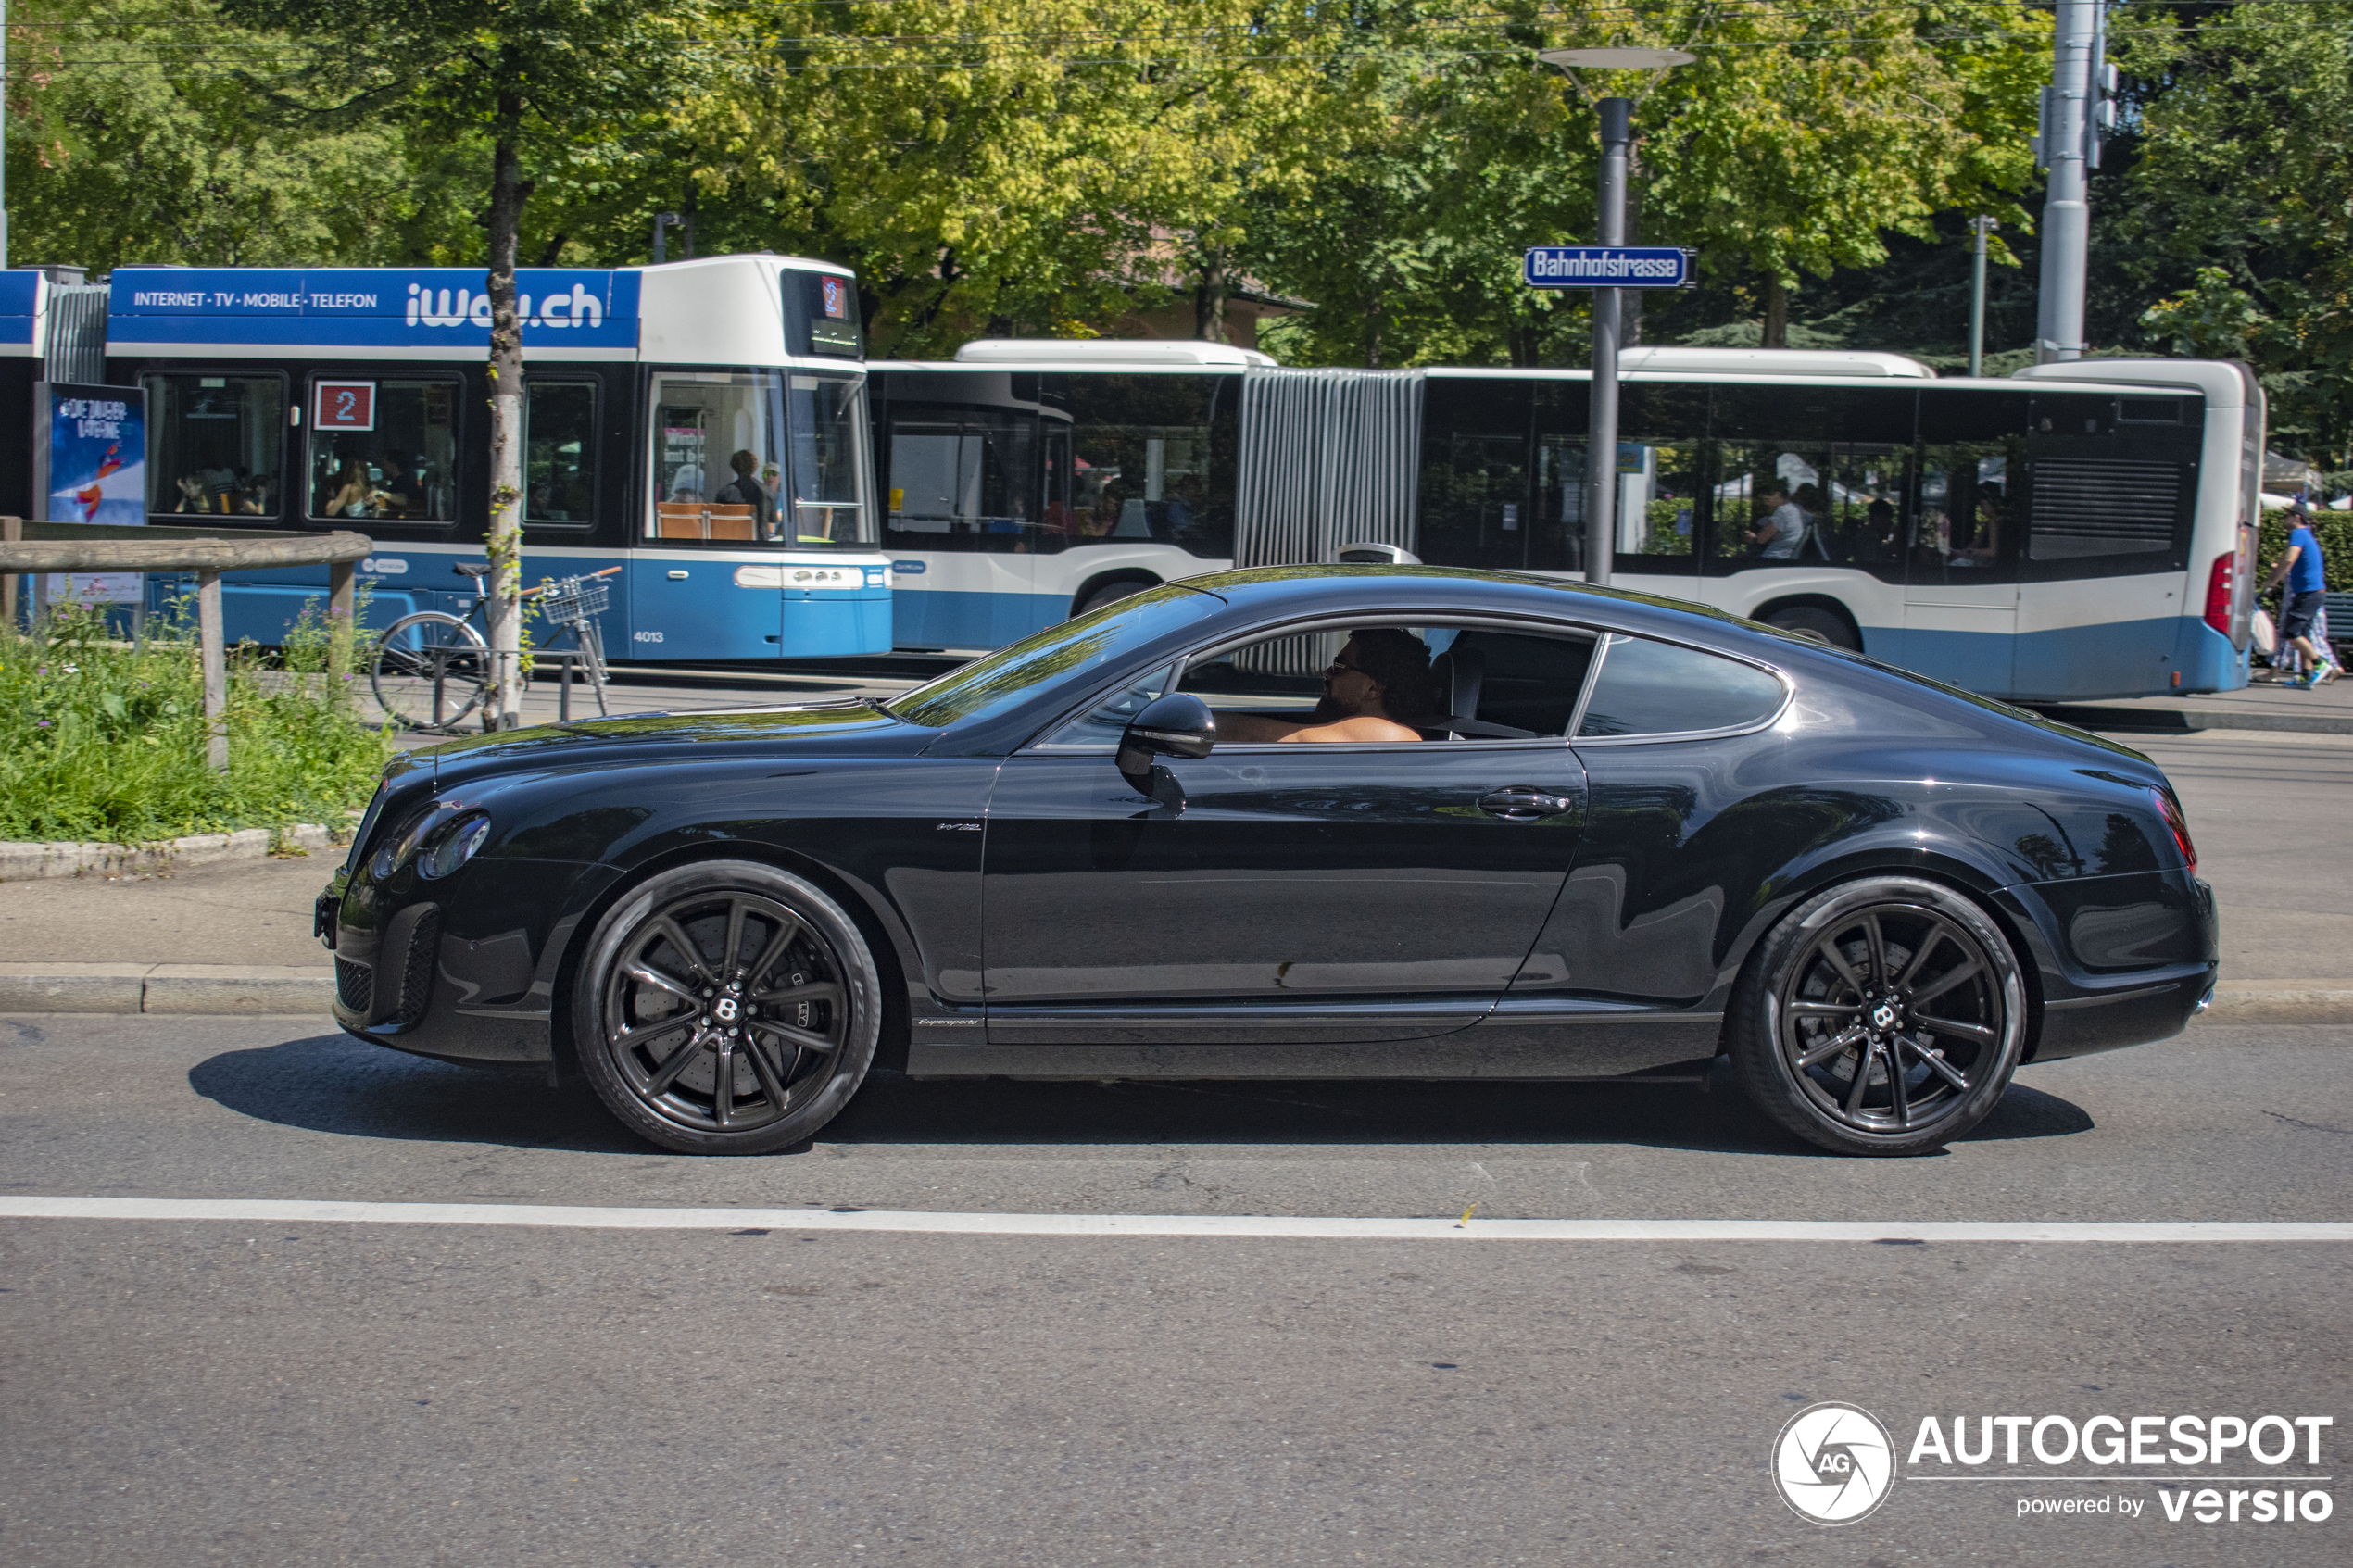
[1215,628,1439,744]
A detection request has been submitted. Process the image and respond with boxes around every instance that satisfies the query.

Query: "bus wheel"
[1076,579,1154,617]
[1763,605,1859,650]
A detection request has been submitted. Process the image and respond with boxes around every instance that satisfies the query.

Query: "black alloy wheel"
[572,861,881,1154]
[1729,876,2028,1156]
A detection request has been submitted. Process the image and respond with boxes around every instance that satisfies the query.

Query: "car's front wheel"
[1727,876,2028,1156]
[573,860,881,1154]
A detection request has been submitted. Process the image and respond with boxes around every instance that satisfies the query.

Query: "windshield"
[887,583,1222,730]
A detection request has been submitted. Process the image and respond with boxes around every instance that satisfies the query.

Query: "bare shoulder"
[1277,716,1424,745]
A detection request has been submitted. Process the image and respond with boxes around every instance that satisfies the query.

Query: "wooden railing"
[0,519,373,771]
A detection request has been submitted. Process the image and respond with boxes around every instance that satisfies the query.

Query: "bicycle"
[370,563,622,731]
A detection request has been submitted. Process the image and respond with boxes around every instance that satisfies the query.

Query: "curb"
[2196,985,2353,1026]
[0,968,2346,1026]
[0,963,333,1015]
[2026,703,2353,737]
[0,824,343,882]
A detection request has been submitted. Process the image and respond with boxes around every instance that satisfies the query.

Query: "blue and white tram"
[873,342,2259,700]
[103,254,891,660]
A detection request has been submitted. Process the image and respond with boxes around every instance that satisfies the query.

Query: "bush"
[0,598,390,843]
[2258,509,2353,593]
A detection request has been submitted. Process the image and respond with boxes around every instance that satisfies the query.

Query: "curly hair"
[1345,627,1440,721]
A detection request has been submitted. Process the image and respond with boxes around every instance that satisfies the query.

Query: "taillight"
[2204,551,2235,635]
[2153,788,2197,876]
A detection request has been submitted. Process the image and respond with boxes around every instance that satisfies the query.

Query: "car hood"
[414,700,937,792]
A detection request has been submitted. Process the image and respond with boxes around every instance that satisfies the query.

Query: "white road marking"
[1,1197,2349,1241]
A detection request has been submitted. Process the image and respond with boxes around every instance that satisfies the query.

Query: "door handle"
[1476,786,1575,821]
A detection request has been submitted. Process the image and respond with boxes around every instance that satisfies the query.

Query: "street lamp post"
[1539,48,1691,587]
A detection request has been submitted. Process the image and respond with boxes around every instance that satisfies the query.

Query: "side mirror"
[1116,692,1215,788]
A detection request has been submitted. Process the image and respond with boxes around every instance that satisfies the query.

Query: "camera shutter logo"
[1773,1402,1897,1524]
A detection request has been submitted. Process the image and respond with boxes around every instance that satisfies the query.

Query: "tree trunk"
[484,83,529,731]
[1365,295,1382,369]
[1193,249,1227,344]
[1763,278,1789,348]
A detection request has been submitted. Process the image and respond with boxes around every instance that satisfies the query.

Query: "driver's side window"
[1179,622,1599,745]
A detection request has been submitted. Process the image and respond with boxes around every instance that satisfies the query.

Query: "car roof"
[1171,563,1768,648]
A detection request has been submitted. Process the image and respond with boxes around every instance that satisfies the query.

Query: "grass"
[0,598,391,844]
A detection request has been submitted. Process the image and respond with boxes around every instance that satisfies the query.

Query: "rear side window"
[1576,634,1786,738]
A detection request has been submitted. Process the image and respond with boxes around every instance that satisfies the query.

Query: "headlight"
[371,800,479,880]
[420,813,492,879]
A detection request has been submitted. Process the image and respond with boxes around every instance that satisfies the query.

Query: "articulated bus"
[869,344,2260,700]
[101,254,890,660]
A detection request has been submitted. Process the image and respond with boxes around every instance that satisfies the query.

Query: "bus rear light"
[2153,788,2197,877]
[2204,551,2236,635]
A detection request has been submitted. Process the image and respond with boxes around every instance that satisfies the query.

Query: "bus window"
[2021,390,2196,578]
[1420,377,1533,571]
[145,373,283,518]
[787,372,874,546]
[308,378,458,523]
[648,370,787,544]
[1706,384,1916,577]
[885,404,1036,551]
[524,381,597,526]
[1063,373,1233,558]
[1914,441,2023,584]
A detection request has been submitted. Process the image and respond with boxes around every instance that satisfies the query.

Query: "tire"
[1076,579,1152,616]
[571,860,882,1155]
[1763,605,1860,650]
[371,611,489,730]
[1727,875,2029,1156]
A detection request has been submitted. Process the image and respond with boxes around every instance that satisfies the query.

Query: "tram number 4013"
[633,631,665,644]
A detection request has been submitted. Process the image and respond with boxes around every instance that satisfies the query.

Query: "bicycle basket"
[536,576,610,623]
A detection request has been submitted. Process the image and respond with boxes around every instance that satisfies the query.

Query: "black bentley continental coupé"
[319,567,2217,1157]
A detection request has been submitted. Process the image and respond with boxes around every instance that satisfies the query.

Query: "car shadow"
[189,1035,2095,1158]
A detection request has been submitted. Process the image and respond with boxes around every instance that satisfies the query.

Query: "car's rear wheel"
[573,861,880,1154]
[1728,876,2028,1156]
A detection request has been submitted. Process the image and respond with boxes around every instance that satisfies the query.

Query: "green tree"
[2120,1,2353,468]
[214,0,723,724]
[680,0,1353,355]
[7,0,475,270]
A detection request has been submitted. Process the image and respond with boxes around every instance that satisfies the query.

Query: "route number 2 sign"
[315,381,377,431]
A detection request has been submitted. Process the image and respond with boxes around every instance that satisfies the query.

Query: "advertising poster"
[33,381,149,605]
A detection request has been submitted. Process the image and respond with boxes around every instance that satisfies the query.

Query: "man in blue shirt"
[2263,503,2338,685]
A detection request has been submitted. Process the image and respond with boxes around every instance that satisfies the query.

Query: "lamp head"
[1539,47,1696,69]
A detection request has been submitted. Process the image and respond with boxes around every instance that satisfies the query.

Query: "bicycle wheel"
[371,612,489,730]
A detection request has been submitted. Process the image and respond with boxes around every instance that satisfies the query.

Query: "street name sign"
[1523,246,1693,288]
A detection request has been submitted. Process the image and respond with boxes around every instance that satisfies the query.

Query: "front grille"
[393,907,442,1029]
[335,959,373,1014]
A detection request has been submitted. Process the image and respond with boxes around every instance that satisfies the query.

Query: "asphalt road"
[3,1015,2347,1566]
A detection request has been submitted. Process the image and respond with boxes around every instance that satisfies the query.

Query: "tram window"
[648,370,786,544]
[144,373,283,518]
[787,372,874,546]
[307,378,458,523]
[524,381,597,526]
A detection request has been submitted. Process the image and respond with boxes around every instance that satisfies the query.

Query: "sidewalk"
[2029,672,2353,735]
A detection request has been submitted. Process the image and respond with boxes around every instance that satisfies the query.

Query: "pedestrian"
[2262,503,2339,686]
